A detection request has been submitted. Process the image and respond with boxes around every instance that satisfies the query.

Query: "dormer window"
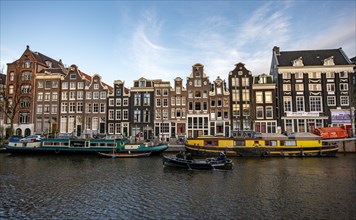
[292,57,303,66]
[140,80,146,87]
[45,61,52,68]
[323,56,335,66]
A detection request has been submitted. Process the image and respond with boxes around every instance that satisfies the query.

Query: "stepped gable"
[277,48,351,66]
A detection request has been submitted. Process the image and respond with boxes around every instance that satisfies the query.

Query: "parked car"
[20,135,42,142]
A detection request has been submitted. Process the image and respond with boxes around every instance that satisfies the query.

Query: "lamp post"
[351,107,355,137]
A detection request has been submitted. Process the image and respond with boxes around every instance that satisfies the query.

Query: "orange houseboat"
[185,133,338,157]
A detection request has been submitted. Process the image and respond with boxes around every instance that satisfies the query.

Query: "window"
[243,104,250,116]
[256,106,263,118]
[20,98,30,108]
[156,98,161,107]
[38,80,43,88]
[232,89,239,101]
[231,77,239,87]
[265,106,273,118]
[144,94,150,106]
[19,113,30,124]
[52,92,58,101]
[339,71,347,78]
[21,85,31,94]
[327,84,335,92]
[109,110,114,120]
[45,93,50,101]
[108,123,114,134]
[62,92,68,100]
[309,97,322,112]
[308,72,321,78]
[156,89,161,96]
[22,72,32,81]
[144,110,150,122]
[282,72,291,79]
[295,84,304,91]
[326,72,335,78]
[100,103,105,113]
[100,92,106,99]
[115,110,121,120]
[123,98,129,106]
[62,82,68,89]
[309,84,321,91]
[69,102,75,113]
[45,81,51,89]
[61,103,68,113]
[217,87,222,94]
[93,92,99,99]
[52,104,58,113]
[296,96,304,112]
[265,91,272,103]
[10,72,14,81]
[94,84,99,89]
[283,84,291,91]
[77,91,83,100]
[44,105,50,113]
[242,77,249,86]
[163,98,168,107]
[194,79,201,87]
[242,90,249,101]
[123,110,129,120]
[52,80,58,88]
[285,119,293,132]
[86,92,92,99]
[284,96,292,112]
[327,96,336,106]
[93,103,99,113]
[340,96,349,106]
[70,82,76,89]
[116,89,121,95]
[115,98,122,106]
[195,91,201,98]
[134,110,141,122]
[298,119,306,132]
[340,83,348,91]
[163,89,168,96]
[86,103,92,113]
[77,82,84,89]
[134,94,141,106]
[70,74,76,79]
[139,80,145,87]
[77,102,83,113]
[295,72,303,79]
[9,85,14,94]
[176,87,181,94]
[182,97,186,105]
[109,99,114,106]
[37,105,43,113]
[256,92,263,103]
[69,91,76,100]
[38,93,43,101]
[171,97,176,106]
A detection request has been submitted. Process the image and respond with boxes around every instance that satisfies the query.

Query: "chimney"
[26,45,30,50]
[273,46,280,55]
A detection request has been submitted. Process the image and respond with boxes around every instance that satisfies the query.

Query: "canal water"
[1,153,355,220]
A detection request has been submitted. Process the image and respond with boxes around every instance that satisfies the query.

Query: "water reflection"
[1,154,355,219]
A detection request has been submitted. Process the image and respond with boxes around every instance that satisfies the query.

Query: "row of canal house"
[4,45,355,139]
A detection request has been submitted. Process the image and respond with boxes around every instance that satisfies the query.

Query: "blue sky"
[1,1,355,87]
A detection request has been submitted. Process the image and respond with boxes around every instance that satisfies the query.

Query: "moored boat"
[98,151,151,158]
[163,152,233,170]
[6,135,168,155]
[185,133,338,157]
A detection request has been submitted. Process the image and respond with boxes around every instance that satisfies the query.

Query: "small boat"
[98,151,151,158]
[163,152,233,170]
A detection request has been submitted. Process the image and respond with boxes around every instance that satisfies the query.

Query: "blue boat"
[6,135,168,155]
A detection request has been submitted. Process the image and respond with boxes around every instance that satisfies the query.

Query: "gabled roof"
[276,48,352,66]
[30,51,63,68]
[78,69,113,93]
[38,68,65,74]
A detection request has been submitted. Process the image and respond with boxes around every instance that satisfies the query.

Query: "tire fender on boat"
[55,149,60,154]
[120,141,125,147]
[262,151,268,157]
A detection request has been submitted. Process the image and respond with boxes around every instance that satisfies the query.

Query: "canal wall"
[336,140,356,153]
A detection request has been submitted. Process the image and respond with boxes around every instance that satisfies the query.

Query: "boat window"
[90,143,97,147]
[107,143,116,147]
[64,142,69,146]
[281,140,296,146]
[234,140,245,146]
[100,143,106,147]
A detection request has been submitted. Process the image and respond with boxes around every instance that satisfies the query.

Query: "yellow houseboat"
[185,133,338,157]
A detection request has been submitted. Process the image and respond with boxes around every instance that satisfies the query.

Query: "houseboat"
[6,135,168,155]
[185,133,338,157]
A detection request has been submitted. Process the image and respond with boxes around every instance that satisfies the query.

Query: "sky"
[1,1,355,87]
